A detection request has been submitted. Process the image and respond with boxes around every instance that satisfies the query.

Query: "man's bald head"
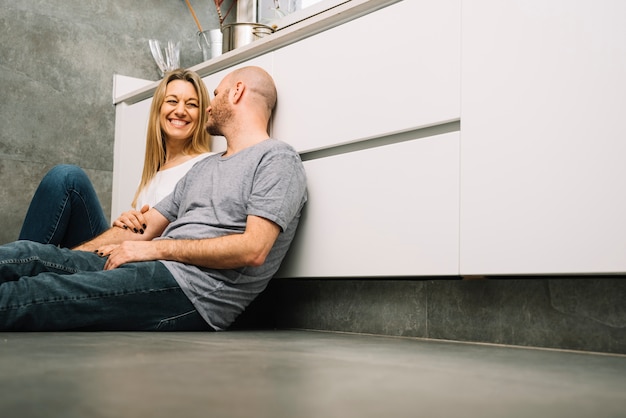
[228,66,277,115]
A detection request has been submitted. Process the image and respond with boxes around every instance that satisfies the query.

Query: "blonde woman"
[19,69,212,247]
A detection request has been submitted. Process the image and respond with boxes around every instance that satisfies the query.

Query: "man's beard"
[205,122,223,137]
[205,98,231,137]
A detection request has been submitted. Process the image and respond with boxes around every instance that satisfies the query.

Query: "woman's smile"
[168,118,190,128]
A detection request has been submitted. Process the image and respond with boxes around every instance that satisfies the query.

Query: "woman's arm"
[73,208,170,252]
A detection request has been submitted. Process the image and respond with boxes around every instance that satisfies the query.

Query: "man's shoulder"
[262,138,299,156]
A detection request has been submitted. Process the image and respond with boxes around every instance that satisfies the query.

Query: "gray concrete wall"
[0,0,220,244]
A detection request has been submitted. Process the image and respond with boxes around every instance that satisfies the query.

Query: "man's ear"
[231,81,245,104]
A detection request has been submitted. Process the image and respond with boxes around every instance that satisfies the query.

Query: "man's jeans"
[0,241,212,331]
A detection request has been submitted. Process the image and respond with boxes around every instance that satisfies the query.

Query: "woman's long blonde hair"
[131,69,211,208]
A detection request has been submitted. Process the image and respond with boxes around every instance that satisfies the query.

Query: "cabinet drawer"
[277,131,460,278]
[271,0,461,153]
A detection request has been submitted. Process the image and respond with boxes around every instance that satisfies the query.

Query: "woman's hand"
[112,204,150,234]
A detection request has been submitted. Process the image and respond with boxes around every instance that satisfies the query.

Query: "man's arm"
[102,214,280,270]
[73,208,170,252]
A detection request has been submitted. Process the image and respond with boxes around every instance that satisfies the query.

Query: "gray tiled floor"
[1,330,625,418]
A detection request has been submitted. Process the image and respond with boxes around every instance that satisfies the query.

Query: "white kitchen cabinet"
[460,0,626,274]
[113,0,626,277]
[270,0,461,277]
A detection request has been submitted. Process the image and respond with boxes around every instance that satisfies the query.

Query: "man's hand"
[96,241,162,270]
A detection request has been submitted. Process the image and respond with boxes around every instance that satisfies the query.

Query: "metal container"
[221,23,275,53]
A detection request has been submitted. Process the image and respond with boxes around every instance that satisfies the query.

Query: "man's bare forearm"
[151,215,281,269]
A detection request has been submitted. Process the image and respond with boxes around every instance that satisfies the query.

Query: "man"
[0,66,307,331]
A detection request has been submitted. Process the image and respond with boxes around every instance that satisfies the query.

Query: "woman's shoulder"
[168,152,214,172]
[196,151,215,159]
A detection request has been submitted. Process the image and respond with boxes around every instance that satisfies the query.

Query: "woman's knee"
[44,165,87,183]
[40,165,90,191]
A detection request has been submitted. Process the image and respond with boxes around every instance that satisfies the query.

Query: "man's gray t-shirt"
[153,139,307,330]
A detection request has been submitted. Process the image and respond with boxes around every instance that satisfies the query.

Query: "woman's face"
[159,80,200,142]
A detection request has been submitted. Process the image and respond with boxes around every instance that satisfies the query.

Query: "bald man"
[0,66,308,331]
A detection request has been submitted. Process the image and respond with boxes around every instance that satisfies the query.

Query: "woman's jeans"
[19,165,110,248]
[0,241,212,331]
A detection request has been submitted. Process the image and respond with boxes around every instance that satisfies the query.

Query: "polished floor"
[1,330,625,418]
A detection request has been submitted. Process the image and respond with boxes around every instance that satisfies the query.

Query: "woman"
[18,69,212,248]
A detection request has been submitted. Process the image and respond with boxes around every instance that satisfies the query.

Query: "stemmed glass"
[149,40,180,77]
